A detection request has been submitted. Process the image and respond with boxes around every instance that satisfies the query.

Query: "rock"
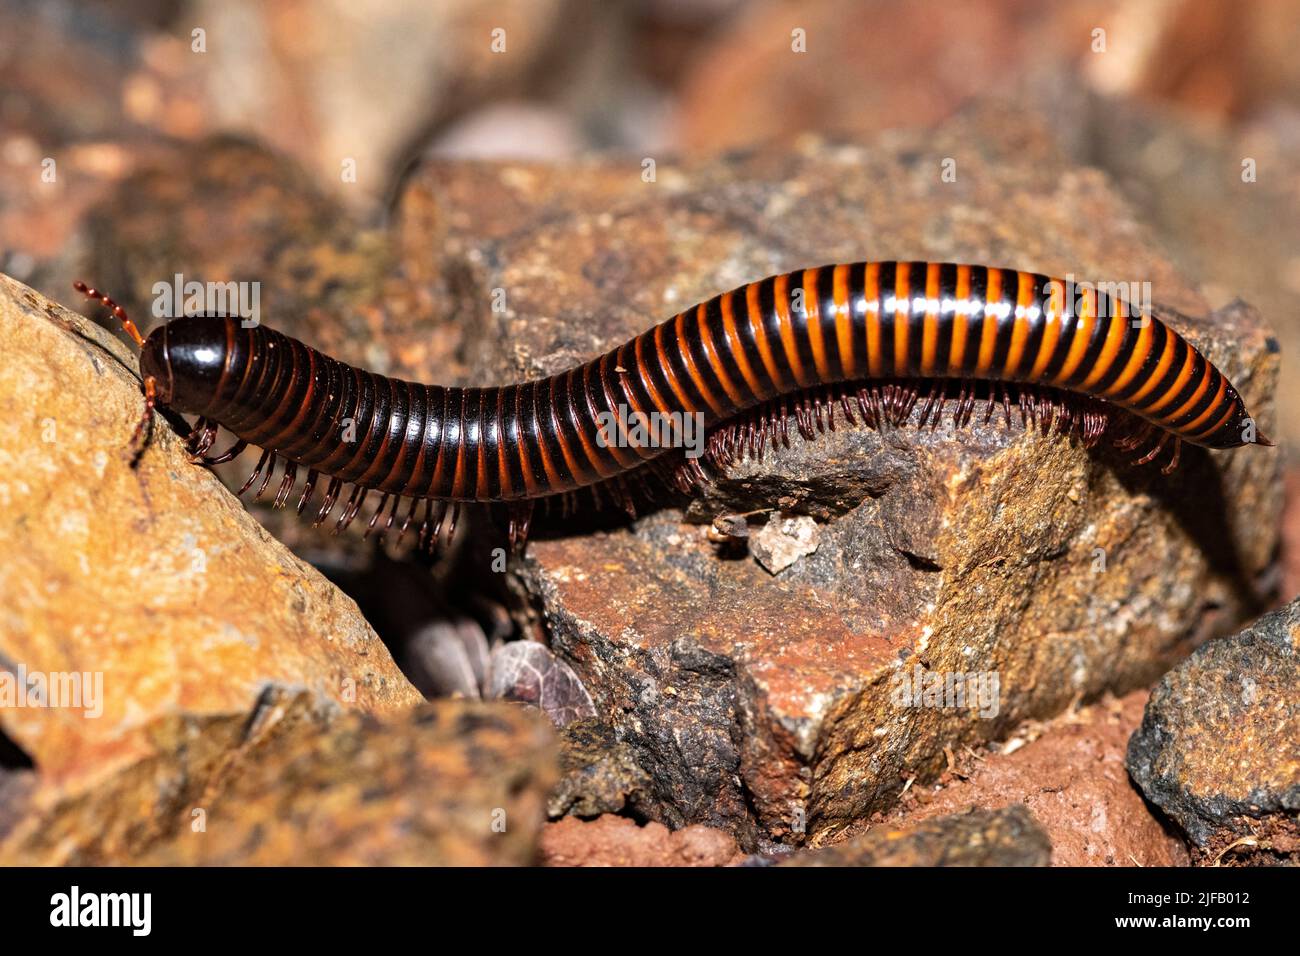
[0,275,421,794]
[674,0,1107,153]
[486,641,597,727]
[393,109,1279,845]
[879,692,1188,866]
[750,512,820,574]
[1127,601,1300,861]
[539,814,743,867]
[0,689,557,865]
[547,718,653,820]
[780,805,1051,867]
[1285,468,1300,601]
[405,619,492,699]
[187,0,589,201]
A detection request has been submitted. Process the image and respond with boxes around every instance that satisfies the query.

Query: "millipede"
[74,261,1271,552]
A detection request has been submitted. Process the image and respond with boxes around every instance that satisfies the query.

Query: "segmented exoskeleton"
[74,261,1270,550]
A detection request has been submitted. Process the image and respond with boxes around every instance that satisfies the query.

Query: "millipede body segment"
[76,261,1268,547]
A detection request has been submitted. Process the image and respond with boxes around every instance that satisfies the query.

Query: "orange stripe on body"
[1160,361,1213,424]
[803,268,833,381]
[1180,376,1227,435]
[1079,295,1129,390]
[975,268,1003,374]
[597,352,644,465]
[865,262,884,376]
[948,264,971,372]
[747,281,786,389]
[668,314,723,415]
[774,272,810,387]
[1103,316,1153,397]
[1188,399,1239,442]
[561,369,612,480]
[1003,271,1034,378]
[1054,286,1096,383]
[920,262,941,375]
[1144,348,1196,415]
[695,301,744,407]
[721,291,764,398]
[1027,276,1064,380]
[1126,328,1178,406]
[833,264,856,378]
[547,376,586,487]
[636,331,674,414]
[892,263,912,375]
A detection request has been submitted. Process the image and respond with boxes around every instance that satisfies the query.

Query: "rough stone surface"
[547,717,653,820]
[1128,601,1300,861]
[486,639,597,727]
[0,275,422,791]
[880,692,1188,866]
[540,814,743,867]
[390,110,1280,845]
[750,512,820,575]
[0,689,556,865]
[780,805,1051,867]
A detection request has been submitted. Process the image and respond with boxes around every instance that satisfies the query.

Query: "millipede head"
[138,314,242,415]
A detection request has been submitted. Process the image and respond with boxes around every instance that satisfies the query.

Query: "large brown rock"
[394,109,1281,847]
[0,275,422,795]
[1127,600,1300,862]
[1,689,557,865]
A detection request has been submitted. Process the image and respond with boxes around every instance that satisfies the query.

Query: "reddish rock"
[878,692,1189,866]
[540,814,743,867]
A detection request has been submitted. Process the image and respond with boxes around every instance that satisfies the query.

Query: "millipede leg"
[253,454,277,500]
[203,439,247,466]
[365,494,390,538]
[383,492,402,534]
[296,468,320,514]
[507,501,535,553]
[395,497,421,545]
[237,448,272,496]
[417,499,439,551]
[1161,436,1183,475]
[314,477,344,526]
[334,485,367,532]
[1115,422,1154,452]
[273,461,298,509]
[1135,432,1170,466]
